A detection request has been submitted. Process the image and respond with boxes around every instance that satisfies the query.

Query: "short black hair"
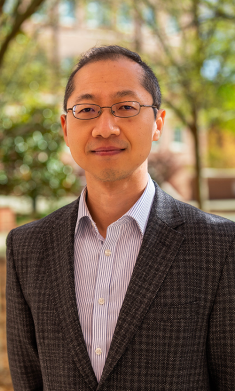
[63,45,161,114]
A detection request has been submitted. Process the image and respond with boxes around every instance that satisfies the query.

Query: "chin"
[94,169,131,183]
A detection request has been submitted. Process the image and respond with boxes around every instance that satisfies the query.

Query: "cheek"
[66,131,87,164]
[67,132,79,146]
[66,124,84,150]
[134,126,154,154]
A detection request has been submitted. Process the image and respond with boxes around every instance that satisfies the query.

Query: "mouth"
[91,146,125,156]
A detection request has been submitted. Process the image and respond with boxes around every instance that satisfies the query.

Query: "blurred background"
[0,0,235,388]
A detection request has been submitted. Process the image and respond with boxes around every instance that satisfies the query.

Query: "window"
[166,16,180,35]
[173,126,182,143]
[117,4,133,32]
[170,126,184,153]
[59,0,76,25]
[86,1,111,28]
[143,7,155,29]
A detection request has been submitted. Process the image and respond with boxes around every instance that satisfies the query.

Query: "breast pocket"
[156,301,199,322]
[143,301,200,389]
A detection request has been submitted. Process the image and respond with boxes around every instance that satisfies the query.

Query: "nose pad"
[96,107,112,118]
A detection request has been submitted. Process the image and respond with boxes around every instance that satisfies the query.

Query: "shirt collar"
[75,174,155,237]
[124,174,155,235]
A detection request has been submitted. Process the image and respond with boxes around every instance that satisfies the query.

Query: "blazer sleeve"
[207,237,235,390]
[6,230,43,391]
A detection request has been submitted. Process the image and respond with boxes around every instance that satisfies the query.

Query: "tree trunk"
[190,106,206,210]
[133,6,142,52]
[191,124,203,209]
[32,196,37,216]
[50,0,60,91]
[0,0,45,69]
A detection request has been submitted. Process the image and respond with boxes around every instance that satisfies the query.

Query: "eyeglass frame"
[66,101,158,120]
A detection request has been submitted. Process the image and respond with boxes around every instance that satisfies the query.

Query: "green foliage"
[127,0,235,206]
[135,0,235,203]
[0,105,80,206]
[0,0,47,68]
[0,31,61,107]
[207,127,235,168]
[0,0,234,213]
[0,4,81,213]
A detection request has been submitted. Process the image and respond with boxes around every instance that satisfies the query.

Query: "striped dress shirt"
[74,175,155,382]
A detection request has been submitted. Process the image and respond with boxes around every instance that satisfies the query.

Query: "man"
[6,45,235,390]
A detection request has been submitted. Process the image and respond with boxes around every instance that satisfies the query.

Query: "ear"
[60,114,69,146]
[152,109,166,141]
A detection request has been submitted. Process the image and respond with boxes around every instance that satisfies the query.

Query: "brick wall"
[0,209,16,233]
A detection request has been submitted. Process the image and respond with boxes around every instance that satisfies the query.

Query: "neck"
[85,167,149,238]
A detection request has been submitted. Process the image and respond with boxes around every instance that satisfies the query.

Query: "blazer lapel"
[45,198,98,390]
[98,184,185,389]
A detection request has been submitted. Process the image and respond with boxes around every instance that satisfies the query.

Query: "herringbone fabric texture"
[6,183,235,390]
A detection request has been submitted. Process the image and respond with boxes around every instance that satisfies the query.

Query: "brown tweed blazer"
[6,183,235,390]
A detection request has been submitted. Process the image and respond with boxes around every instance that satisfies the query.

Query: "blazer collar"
[45,198,98,390]
[46,182,185,390]
[98,183,185,388]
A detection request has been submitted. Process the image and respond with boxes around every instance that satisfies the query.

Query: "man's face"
[61,58,165,184]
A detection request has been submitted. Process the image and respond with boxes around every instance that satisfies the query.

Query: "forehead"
[70,58,150,102]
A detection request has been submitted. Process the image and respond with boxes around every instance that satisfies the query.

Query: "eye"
[119,104,135,111]
[115,102,138,113]
[79,106,95,113]
[73,104,99,119]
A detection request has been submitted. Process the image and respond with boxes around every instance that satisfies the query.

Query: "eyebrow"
[113,90,139,99]
[74,93,94,102]
[74,90,139,103]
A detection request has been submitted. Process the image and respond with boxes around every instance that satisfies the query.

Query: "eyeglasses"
[67,101,158,120]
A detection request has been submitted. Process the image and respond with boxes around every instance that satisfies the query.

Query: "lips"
[92,146,125,156]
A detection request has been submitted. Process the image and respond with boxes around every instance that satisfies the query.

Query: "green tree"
[136,0,235,208]
[0,0,48,69]
[81,0,235,207]
[0,2,80,216]
[0,32,56,108]
[0,105,80,214]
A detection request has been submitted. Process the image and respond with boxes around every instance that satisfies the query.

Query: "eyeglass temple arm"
[140,105,158,109]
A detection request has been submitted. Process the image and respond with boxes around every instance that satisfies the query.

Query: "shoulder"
[155,181,234,228]
[171,199,235,259]
[7,198,79,248]
[175,198,235,232]
[152,182,235,242]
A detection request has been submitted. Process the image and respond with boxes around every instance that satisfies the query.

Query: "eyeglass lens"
[73,101,140,119]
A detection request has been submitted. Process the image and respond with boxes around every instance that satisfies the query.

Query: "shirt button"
[95,347,102,355]
[98,298,105,305]
[105,249,111,256]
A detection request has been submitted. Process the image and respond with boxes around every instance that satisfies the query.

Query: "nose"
[91,108,120,138]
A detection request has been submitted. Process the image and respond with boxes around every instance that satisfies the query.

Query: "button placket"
[92,226,120,368]
[105,248,112,256]
[95,347,102,356]
[98,297,105,305]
